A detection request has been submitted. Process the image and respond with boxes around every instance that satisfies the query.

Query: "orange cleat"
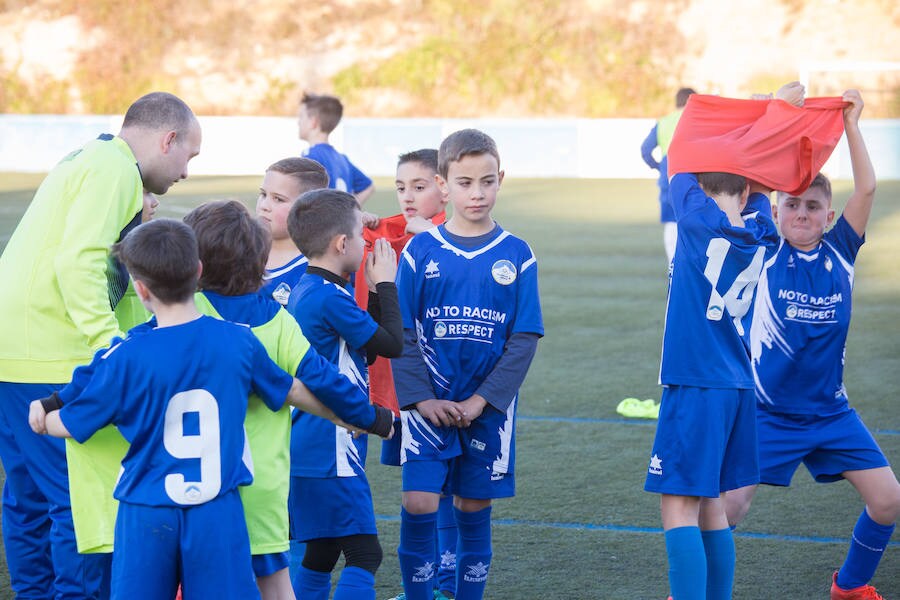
[831,571,884,600]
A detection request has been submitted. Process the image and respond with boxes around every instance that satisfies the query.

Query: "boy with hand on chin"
[393,129,544,600]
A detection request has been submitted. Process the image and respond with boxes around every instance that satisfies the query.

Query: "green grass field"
[1,174,898,599]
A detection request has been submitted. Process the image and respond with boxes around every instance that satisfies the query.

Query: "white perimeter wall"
[1,115,897,180]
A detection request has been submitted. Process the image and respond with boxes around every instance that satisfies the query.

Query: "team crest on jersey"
[464,561,490,583]
[491,260,517,285]
[425,260,441,279]
[433,321,447,337]
[271,282,291,306]
[785,304,798,319]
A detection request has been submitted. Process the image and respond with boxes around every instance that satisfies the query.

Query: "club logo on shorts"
[706,305,723,321]
[464,561,490,583]
[434,321,447,337]
[491,260,517,285]
[648,453,663,476]
[412,562,435,582]
[785,304,798,319]
[470,438,486,451]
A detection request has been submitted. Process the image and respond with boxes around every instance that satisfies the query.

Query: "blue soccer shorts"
[756,407,889,485]
[644,385,759,498]
[288,474,377,542]
[401,397,517,500]
[112,489,259,600]
[252,551,290,578]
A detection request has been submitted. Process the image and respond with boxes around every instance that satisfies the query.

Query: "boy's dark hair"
[398,148,439,173]
[438,129,500,179]
[301,92,343,134]
[697,172,748,197]
[122,92,196,137]
[267,157,330,195]
[111,218,199,303]
[183,200,270,295]
[675,87,697,108]
[288,189,359,258]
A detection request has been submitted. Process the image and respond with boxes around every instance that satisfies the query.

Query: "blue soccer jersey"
[58,316,293,507]
[659,173,779,389]
[751,216,863,415]
[287,267,377,478]
[260,254,308,306]
[303,143,372,195]
[395,225,544,403]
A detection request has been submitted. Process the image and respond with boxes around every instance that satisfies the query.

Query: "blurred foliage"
[334,0,689,117]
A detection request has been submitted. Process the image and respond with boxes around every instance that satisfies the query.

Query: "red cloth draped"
[667,94,846,195]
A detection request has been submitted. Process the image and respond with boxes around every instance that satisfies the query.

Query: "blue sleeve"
[668,173,709,221]
[325,291,379,350]
[475,332,540,412]
[511,245,544,336]
[640,125,660,170]
[59,351,126,443]
[248,334,295,412]
[347,158,373,194]
[295,348,376,429]
[393,328,437,409]
[825,215,865,264]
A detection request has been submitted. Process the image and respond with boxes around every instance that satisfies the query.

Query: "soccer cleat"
[385,592,453,600]
[385,594,406,600]
[831,571,884,600]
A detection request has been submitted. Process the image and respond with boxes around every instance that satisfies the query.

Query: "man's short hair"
[438,129,500,179]
[122,92,196,136]
[697,172,748,197]
[287,189,359,258]
[267,157,330,196]
[398,149,439,173]
[183,200,270,295]
[111,219,199,303]
[301,93,343,134]
[676,87,697,108]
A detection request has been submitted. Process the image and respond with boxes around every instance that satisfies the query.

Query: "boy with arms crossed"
[393,129,544,600]
[286,190,403,600]
[725,91,899,600]
[257,157,329,305]
[298,92,375,205]
[29,219,348,599]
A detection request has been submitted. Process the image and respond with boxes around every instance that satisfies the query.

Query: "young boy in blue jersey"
[359,149,455,600]
[724,90,899,600]
[257,157,329,305]
[645,167,779,600]
[393,129,544,600]
[298,92,375,205]
[285,189,404,600]
[184,199,394,600]
[27,218,360,600]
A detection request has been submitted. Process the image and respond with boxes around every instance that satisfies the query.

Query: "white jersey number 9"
[163,389,222,505]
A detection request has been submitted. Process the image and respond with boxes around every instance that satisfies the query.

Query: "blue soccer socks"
[292,565,331,600]
[701,527,735,600]
[333,565,375,600]
[836,508,895,590]
[436,495,458,596]
[665,526,706,600]
[454,506,492,600]
[398,508,438,600]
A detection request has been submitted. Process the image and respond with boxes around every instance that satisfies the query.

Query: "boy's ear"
[498,169,505,187]
[133,279,151,301]
[435,174,448,196]
[334,233,348,255]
